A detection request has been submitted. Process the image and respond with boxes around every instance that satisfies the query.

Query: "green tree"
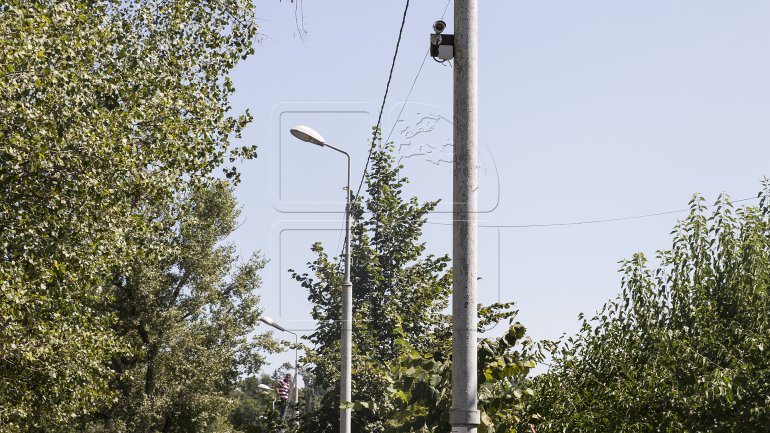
[388,304,537,433]
[229,375,285,433]
[292,139,453,433]
[292,140,536,433]
[530,185,770,433]
[80,181,278,433]
[0,0,256,429]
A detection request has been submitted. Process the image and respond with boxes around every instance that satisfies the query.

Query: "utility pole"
[450,0,480,431]
[341,177,352,433]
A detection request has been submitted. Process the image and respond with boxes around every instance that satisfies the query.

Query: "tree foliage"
[293,140,535,433]
[530,184,770,432]
[229,374,286,433]
[292,140,453,433]
[388,311,537,433]
[81,181,279,433]
[0,0,258,429]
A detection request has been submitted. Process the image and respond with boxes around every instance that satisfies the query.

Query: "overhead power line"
[425,196,760,229]
[385,0,452,150]
[332,0,412,269]
[354,0,411,201]
[384,51,429,145]
[333,0,452,266]
[334,0,447,267]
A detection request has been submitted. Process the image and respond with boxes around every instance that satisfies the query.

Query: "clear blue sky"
[228,0,770,377]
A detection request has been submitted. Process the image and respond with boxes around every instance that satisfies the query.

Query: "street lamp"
[289,125,353,433]
[256,383,278,410]
[259,316,300,412]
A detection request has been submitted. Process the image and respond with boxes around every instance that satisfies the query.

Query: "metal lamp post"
[259,316,300,410]
[289,125,353,433]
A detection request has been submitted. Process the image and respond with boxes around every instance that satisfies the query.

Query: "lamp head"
[290,125,326,146]
[260,316,287,332]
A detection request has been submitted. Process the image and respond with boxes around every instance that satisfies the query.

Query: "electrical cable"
[385,0,452,156]
[425,196,760,228]
[330,0,413,270]
[384,51,429,145]
[334,0,448,269]
[354,0,411,201]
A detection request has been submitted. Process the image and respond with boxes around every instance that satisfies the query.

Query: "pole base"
[450,408,480,426]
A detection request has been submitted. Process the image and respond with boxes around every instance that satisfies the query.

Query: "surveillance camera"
[433,20,446,34]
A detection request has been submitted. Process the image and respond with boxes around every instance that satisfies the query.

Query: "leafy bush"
[531,184,770,433]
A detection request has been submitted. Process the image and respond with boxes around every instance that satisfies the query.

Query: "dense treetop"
[529,185,770,432]
[1,1,260,430]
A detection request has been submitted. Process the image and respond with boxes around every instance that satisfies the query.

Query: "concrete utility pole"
[341,158,353,433]
[450,0,480,432]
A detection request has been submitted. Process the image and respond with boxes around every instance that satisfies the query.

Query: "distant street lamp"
[257,383,277,410]
[289,125,353,433]
[259,316,300,410]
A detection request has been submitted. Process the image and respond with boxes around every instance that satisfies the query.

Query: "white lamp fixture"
[260,315,287,332]
[290,125,326,146]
